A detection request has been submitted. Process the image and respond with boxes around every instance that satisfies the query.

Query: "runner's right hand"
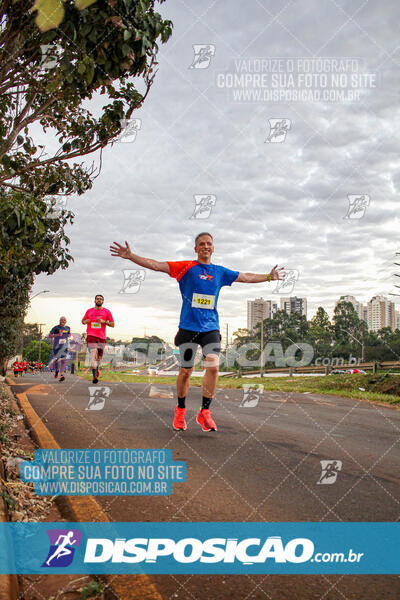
[110,241,132,259]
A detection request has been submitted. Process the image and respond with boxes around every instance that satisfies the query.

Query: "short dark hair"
[195,232,213,245]
[95,294,104,300]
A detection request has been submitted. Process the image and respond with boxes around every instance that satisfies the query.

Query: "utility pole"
[37,323,45,362]
[390,251,400,299]
[260,314,264,378]
[225,323,229,367]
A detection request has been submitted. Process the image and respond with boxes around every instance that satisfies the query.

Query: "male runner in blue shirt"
[110,233,283,432]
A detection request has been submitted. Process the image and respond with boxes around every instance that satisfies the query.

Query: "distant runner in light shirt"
[49,316,71,382]
[82,295,114,384]
[110,232,284,433]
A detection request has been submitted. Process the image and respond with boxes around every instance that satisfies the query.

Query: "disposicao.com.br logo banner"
[0,523,398,574]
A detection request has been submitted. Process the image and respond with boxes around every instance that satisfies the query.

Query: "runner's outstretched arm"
[109,241,170,274]
[235,264,285,283]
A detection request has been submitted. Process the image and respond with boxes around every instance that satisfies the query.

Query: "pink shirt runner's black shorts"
[86,335,106,358]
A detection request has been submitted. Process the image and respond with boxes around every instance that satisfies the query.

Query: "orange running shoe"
[173,406,187,431]
[196,408,217,431]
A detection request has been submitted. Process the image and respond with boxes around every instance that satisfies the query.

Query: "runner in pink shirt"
[81,294,114,383]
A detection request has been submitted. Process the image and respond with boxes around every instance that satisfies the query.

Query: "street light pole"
[30,290,50,301]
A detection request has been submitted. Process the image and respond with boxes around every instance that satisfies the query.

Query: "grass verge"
[75,370,400,405]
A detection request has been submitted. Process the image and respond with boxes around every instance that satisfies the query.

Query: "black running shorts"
[174,328,221,369]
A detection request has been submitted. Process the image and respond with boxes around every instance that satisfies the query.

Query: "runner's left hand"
[269,265,285,280]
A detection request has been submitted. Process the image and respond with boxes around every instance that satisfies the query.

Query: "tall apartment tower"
[362,305,368,324]
[247,298,278,331]
[335,295,363,319]
[279,297,307,317]
[367,295,395,332]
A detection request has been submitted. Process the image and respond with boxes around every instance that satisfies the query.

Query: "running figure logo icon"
[86,386,111,411]
[240,384,264,408]
[45,196,68,219]
[118,118,142,143]
[120,269,146,294]
[191,195,217,220]
[69,333,82,353]
[40,44,62,70]
[272,269,299,294]
[265,119,291,143]
[42,529,82,567]
[317,460,342,485]
[149,385,174,399]
[189,44,216,69]
[344,195,370,219]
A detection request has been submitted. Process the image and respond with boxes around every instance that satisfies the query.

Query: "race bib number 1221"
[192,293,215,310]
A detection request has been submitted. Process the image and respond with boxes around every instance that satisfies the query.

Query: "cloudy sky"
[28,0,400,344]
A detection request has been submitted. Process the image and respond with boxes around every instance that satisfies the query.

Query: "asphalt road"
[9,373,400,600]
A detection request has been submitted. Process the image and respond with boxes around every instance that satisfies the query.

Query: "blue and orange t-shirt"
[49,325,71,351]
[167,260,239,332]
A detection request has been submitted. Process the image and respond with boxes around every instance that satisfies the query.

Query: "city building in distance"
[367,295,396,332]
[336,294,364,320]
[246,294,399,336]
[247,296,307,331]
[335,294,399,332]
[279,296,307,318]
[247,298,278,331]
